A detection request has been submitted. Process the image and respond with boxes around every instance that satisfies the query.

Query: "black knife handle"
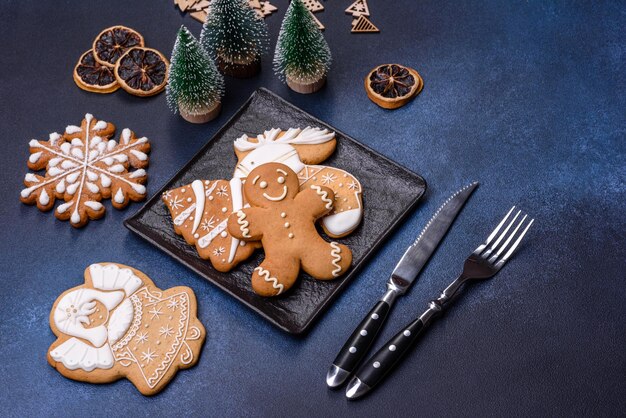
[354,316,426,389]
[332,300,392,375]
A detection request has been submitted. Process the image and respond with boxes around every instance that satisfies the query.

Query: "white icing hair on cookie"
[233,127,335,152]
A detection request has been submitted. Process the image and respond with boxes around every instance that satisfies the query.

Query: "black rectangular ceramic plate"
[125,88,426,334]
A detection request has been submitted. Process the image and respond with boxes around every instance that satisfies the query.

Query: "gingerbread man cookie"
[227,163,352,296]
[47,263,205,395]
[233,128,363,238]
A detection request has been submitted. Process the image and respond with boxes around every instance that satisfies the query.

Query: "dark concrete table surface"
[1,0,624,416]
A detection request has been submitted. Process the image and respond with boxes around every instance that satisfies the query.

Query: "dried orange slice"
[73,50,119,93]
[365,64,423,109]
[93,25,144,67]
[114,47,169,97]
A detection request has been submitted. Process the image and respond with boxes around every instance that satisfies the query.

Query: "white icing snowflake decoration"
[321,173,337,185]
[20,113,150,228]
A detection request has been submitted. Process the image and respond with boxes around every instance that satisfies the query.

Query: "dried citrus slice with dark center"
[93,25,144,67]
[365,64,423,109]
[114,47,169,97]
[73,50,119,93]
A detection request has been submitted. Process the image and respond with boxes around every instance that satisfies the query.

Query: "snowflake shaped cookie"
[20,113,150,227]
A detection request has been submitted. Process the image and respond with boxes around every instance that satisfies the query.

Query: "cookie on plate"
[233,128,363,238]
[162,179,261,272]
[227,163,352,296]
[47,263,205,396]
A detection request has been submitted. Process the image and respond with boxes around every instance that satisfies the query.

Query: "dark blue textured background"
[1,0,624,416]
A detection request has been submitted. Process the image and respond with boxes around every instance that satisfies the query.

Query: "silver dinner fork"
[345,206,535,399]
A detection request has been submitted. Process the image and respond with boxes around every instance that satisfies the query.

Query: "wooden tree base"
[179,102,222,124]
[286,74,326,94]
[217,56,261,78]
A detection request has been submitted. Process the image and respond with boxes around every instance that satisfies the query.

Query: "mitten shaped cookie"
[227,163,352,297]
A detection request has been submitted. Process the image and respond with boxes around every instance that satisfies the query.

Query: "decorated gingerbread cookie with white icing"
[227,163,352,297]
[161,179,261,272]
[233,128,363,238]
[47,263,205,396]
[20,113,150,228]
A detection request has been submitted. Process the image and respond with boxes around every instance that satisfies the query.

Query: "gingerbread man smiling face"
[228,163,352,297]
[245,164,299,207]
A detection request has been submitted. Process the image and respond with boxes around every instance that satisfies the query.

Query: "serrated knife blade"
[390,182,479,291]
[326,181,478,388]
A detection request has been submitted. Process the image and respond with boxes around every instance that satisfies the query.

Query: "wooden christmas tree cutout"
[177,0,276,22]
[345,0,370,17]
[351,15,379,33]
[190,10,208,22]
[257,1,277,18]
[303,0,324,13]
[309,10,325,31]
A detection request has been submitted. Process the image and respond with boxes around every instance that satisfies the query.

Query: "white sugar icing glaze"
[198,219,228,248]
[114,188,125,204]
[255,267,284,295]
[330,242,342,277]
[130,150,148,161]
[39,188,50,205]
[66,125,82,134]
[311,185,333,210]
[121,128,131,144]
[53,288,124,347]
[89,263,143,296]
[107,298,133,345]
[228,178,243,263]
[93,121,107,130]
[262,185,288,202]
[84,201,103,211]
[25,173,39,183]
[174,203,196,226]
[51,264,146,373]
[234,143,304,179]
[205,181,218,197]
[322,208,363,237]
[191,180,205,234]
[129,169,146,179]
[236,210,251,238]
[50,338,114,371]
[233,127,334,151]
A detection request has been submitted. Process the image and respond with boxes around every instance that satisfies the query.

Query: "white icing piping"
[311,185,333,210]
[228,178,244,263]
[174,203,196,226]
[198,219,228,248]
[330,242,342,277]
[262,185,288,202]
[233,127,335,152]
[191,180,205,234]
[236,211,251,238]
[70,114,93,224]
[255,267,284,295]
[21,117,147,213]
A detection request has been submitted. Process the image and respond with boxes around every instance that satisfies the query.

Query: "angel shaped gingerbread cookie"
[227,163,352,296]
[47,263,205,395]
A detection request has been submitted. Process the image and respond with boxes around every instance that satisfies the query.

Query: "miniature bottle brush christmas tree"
[167,25,225,124]
[273,0,331,94]
[200,0,269,78]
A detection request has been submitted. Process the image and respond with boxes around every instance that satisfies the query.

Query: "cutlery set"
[326,183,535,399]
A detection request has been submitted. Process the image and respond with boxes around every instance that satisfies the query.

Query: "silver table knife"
[326,182,478,388]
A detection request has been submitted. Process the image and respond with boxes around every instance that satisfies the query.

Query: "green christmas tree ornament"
[273,0,332,94]
[167,25,225,124]
[200,0,269,78]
